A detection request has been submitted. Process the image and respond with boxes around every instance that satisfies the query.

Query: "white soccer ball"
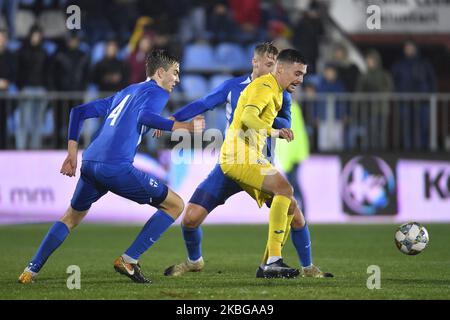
[394,222,429,255]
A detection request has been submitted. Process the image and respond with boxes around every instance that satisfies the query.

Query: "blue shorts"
[71,161,168,211]
[189,164,243,213]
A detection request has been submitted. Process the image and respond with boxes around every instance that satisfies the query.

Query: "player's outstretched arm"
[172,115,205,133]
[151,80,230,138]
[138,109,205,134]
[60,140,78,177]
[171,80,230,122]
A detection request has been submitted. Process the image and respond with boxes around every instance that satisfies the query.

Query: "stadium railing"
[0,92,449,152]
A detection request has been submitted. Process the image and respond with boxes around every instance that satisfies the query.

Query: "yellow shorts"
[220,160,277,208]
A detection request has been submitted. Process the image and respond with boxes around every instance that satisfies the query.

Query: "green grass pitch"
[0,223,449,300]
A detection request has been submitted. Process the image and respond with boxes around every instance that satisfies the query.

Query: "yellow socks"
[262,210,295,264]
[265,195,291,260]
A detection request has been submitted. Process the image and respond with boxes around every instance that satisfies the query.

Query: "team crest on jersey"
[149,178,159,188]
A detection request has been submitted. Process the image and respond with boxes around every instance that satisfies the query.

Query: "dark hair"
[28,24,43,37]
[277,49,307,65]
[146,49,179,77]
[254,41,279,57]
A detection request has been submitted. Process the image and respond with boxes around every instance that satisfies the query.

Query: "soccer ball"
[394,222,429,255]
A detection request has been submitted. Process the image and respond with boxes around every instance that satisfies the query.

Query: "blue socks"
[291,224,312,267]
[182,225,202,261]
[29,221,70,273]
[125,210,175,260]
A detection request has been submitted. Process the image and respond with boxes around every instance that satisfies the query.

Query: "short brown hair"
[146,49,179,77]
[254,41,279,58]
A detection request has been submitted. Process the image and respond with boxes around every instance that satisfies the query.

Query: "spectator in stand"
[262,0,291,26]
[315,63,347,151]
[178,0,210,43]
[128,35,153,84]
[292,0,324,74]
[51,32,90,92]
[0,29,16,148]
[16,25,51,150]
[228,0,265,43]
[301,82,319,151]
[92,39,129,93]
[0,29,15,91]
[391,40,437,150]
[106,0,139,45]
[356,49,393,150]
[331,43,360,92]
[0,0,18,39]
[207,1,237,43]
[152,24,180,57]
[137,0,187,34]
[128,17,154,53]
[51,32,90,147]
[71,0,114,45]
[267,20,293,51]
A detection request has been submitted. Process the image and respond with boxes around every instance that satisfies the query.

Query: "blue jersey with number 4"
[80,80,169,164]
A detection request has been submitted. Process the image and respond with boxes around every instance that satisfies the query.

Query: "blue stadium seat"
[117,45,130,61]
[182,43,216,72]
[7,39,22,52]
[180,75,208,100]
[78,42,91,54]
[91,42,106,66]
[245,43,258,63]
[209,74,233,91]
[215,43,247,71]
[41,108,54,136]
[43,40,57,55]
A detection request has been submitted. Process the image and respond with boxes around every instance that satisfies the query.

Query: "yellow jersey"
[220,73,283,165]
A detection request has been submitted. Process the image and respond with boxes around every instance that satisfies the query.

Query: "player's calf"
[290,200,306,229]
[61,207,88,230]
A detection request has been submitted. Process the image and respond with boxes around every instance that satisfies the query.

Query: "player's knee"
[182,203,207,228]
[182,212,201,228]
[276,183,293,199]
[160,190,185,219]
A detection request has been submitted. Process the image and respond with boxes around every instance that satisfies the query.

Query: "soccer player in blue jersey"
[18,50,205,284]
[163,43,333,278]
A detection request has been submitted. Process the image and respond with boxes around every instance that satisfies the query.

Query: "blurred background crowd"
[0,0,449,154]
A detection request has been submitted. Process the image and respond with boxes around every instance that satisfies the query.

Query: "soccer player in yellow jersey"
[220,49,332,278]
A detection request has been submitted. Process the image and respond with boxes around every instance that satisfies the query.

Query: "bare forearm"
[68,140,78,155]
